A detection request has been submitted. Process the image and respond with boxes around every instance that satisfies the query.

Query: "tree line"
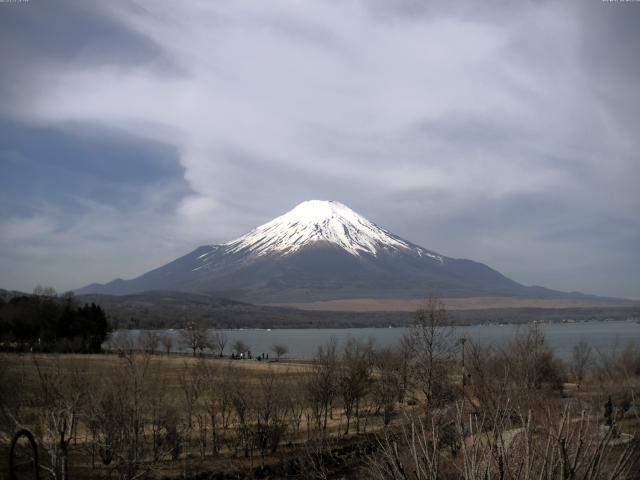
[0,286,110,353]
[107,322,290,362]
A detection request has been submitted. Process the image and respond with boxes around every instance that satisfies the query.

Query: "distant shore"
[265,295,638,312]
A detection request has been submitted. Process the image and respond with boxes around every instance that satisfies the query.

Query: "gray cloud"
[0,0,638,298]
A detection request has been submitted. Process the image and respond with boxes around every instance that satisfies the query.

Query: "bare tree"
[254,368,289,456]
[571,339,592,385]
[109,331,135,355]
[179,321,210,357]
[139,331,159,354]
[214,331,228,357]
[373,347,403,426]
[508,324,563,391]
[307,339,338,434]
[271,343,289,361]
[33,358,87,480]
[286,374,308,435]
[87,352,153,479]
[146,379,170,461]
[406,296,455,411]
[200,361,223,455]
[159,334,173,355]
[339,338,373,434]
[33,284,58,297]
[0,353,25,438]
[232,339,249,356]
[397,335,413,403]
[180,360,206,430]
[618,340,640,378]
[368,400,639,480]
[465,341,510,416]
[229,370,256,459]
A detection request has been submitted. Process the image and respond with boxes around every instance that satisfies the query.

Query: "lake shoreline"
[109,319,640,360]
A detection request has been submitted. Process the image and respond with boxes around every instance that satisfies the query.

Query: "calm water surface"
[111,320,640,359]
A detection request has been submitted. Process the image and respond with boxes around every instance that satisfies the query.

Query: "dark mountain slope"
[77,200,604,303]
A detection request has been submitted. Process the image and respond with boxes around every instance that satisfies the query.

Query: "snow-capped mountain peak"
[77,200,554,303]
[223,200,442,259]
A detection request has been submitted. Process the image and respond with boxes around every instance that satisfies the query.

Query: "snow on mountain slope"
[78,199,575,302]
[221,200,443,260]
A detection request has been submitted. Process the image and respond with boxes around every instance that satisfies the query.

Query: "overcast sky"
[1,0,639,299]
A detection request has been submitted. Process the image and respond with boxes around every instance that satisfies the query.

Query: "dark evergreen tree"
[0,294,110,352]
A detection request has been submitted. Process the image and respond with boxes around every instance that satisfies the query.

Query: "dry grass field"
[0,352,311,401]
[0,351,414,479]
[1,320,639,480]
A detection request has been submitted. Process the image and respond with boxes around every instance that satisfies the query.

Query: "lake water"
[111,319,640,360]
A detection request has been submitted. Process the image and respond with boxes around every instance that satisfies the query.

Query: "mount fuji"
[77,200,583,303]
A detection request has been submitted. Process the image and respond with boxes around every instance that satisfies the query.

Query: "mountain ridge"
[77,200,607,303]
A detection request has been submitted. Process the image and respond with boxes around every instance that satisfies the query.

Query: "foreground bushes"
[1,298,639,479]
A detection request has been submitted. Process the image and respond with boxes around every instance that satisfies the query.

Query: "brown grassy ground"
[0,352,409,479]
[2,353,638,479]
[1,353,310,399]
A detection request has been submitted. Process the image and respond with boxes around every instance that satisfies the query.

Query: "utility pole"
[460,337,467,396]
[459,336,468,437]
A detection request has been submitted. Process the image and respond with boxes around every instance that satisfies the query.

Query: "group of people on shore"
[230,350,269,361]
